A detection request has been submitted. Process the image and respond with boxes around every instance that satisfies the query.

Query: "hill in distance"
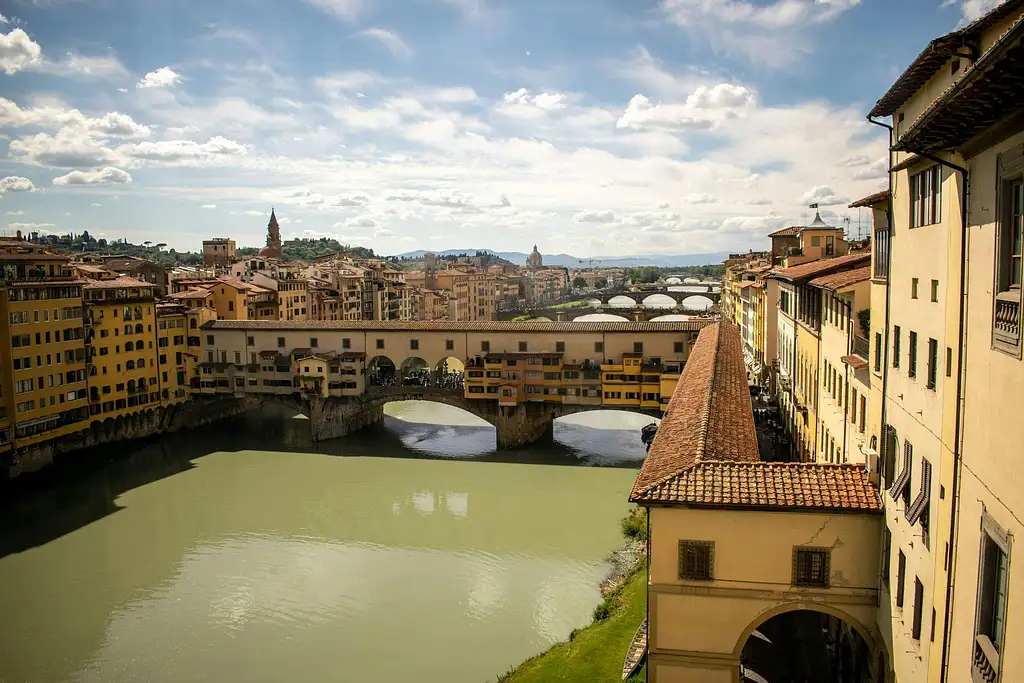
[394,249,732,268]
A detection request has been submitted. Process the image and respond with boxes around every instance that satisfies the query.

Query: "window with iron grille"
[793,547,830,587]
[678,540,714,581]
[912,577,924,640]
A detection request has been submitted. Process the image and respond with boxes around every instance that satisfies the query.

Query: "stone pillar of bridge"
[493,402,555,449]
[555,310,567,322]
[307,397,384,442]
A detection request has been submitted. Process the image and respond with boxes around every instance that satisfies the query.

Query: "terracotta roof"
[894,10,1024,154]
[849,190,889,209]
[869,0,1024,117]
[809,266,871,291]
[0,252,71,261]
[771,253,870,282]
[167,288,212,299]
[81,276,156,289]
[632,462,881,512]
[203,319,716,332]
[630,323,758,498]
[768,226,801,238]
[842,354,870,372]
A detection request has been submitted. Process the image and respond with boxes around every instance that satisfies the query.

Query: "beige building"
[631,322,884,683]
[866,3,1024,682]
[202,238,236,266]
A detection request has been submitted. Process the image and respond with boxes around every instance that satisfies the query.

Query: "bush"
[621,507,648,541]
[593,601,612,622]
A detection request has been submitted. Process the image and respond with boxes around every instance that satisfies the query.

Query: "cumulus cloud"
[201,204,217,209]
[800,185,847,206]
[0,176,35,194]
[52,167,132,186]
[0,98,150,138]
[616,84,753,131]
[362,28,413,60]
[7,210,25,215]
[374,228,395,237]
[42,53,128,80]
[502,88,568,111]
[836,153,871,167]
[852,157,888,181]
[9,129,122,168]
[956,0,1006,22]
[137,67,182,89]
[682,193,717,204]
[662,0,859,29]
[0,28,42,75]
[386,189,474,208]
[345,216,377,228]
[333,192,370,206]
[573,209,617,223]
[303,0,365,22]
[124,136,246,162]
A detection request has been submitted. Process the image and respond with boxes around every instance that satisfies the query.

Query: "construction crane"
[577,258,602,270]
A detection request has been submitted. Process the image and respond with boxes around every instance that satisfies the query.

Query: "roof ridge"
[694,323,722,464]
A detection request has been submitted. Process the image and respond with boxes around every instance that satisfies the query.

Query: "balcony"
[994,291,1020,347]
[972,635,998,683]
[853,335,870,360]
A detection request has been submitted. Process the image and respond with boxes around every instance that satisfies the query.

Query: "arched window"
[125,341,134,351]
[123,306,132,320]
[162,389,169,399]
[127,379,136,393]
[124,324,133,335]
[190,319,198,329]
[89,366,97,376]
[134,306,142,320]
[135,323,144,334]
[138,358,145,368]
[126,360,136,370]
[138,378,147,389]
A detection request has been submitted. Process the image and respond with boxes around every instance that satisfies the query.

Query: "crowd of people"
[368,362,465,391]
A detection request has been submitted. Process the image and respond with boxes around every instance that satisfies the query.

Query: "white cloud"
[852,157,888,181]
[799,185,847,206]
[362,28,413,60]
[374,228,395,237]
[836,154,871,167]
[333,192,370,206]
[661,0,859,29]
[616,84,753,131]
[0,28,42,74]
[0,98,150,138]
[8,222,55,233]
[303,0,364,22]
[340,216,376,228]
[124,136,247,162]
[957,0,1006,22]
[440,0,487,19]
[9,129,122,168]
[573,209,617,223]
[201,204,217,209]
[7,210,25,215]
[42,53,128,80]
[682,193,717,204]
[52,167,132,185]
[0,14,8,24]
[90,202,101,207]
[0,176,35,194]
[502,88,568,110]
[137,66,182,89]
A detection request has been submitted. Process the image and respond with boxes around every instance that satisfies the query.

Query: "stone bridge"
[500,305,719,322]
[254,386,662,449]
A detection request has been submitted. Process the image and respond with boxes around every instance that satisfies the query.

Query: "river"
[0,403,652,683]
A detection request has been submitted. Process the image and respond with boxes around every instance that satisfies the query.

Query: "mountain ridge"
[393,249,732,268]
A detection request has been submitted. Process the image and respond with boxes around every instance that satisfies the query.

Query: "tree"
[595,278,608,288]
[572,276,586,289]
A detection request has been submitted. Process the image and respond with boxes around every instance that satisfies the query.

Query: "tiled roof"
[809,266,871,291]
[632,462,882,512]
[842,354,870,372]
[869,0,1024,117]
[768,226,801,237]
[849,190,889,209]
[771,253,870,282]
[203,319,716,332]
[0,252,70,261]
[167,288,212,299]
[81,276,156,289]
[630,323,758,498]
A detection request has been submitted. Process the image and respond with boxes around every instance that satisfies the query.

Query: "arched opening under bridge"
[682,294,714,311]
[553,409,660,465]
[642,294,677,309]
[574,313,630,322]
[607,295,636,308]
[374,400,497,458]
[738,606,881,683]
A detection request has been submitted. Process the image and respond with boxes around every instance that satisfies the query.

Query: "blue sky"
[0,0,1000,256]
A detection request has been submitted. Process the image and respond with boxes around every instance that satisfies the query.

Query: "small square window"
[277,337,286,348]
[446,339,454,351]
[793,547,830,587]
[376,339,385,349]
[674,341,684,353]
[595,341,604,353]
[930,279,939,302]
[556,341,565,353]
[342,338,351,349]
[678,540,714,581]
[206,335,215,345]
[247,336,254,346]
[410,339,419,350]
[633,342,644,354]
[481,340,490,352]
[911,278,919,299]
[518,341,527,352]
[310,337,318,348]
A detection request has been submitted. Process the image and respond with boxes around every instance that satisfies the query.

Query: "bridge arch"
[607,295,636,308]
[399,356,430,385]
[681,294,714,311]
[368,355,397,387]
[642,293,677,309]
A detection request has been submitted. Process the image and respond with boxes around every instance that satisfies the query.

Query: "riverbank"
[493,509,648,683]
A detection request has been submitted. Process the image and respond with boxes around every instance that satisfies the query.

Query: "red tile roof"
[632,462,881,512]
[771,253,870,282]
[809,266,871,291]
[849,190,889,209]
[767,226,801,237]
[81,276,156,289]
[204,319,716,332]
[842,354,869,372]
[630,321,881,513]
[630,323,759,497]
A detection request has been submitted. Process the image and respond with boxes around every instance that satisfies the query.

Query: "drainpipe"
[842,297,851,463]
[906,149,969,683]
[645,506,651,683]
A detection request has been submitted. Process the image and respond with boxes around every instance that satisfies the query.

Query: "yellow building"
[156,303,215,405]
[631,322,884,683]
[82,276,161,420]
[867,3,1024,682]
[0,239,89,473]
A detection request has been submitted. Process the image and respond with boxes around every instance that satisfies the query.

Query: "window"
[673,341,684,353]
[342,337,351,349]
[910,165,942,227]
[310,337,318,348]
[277,337,286,348]
[595,341,604,353]
[927,338,938,389]
[874,225,890,280]
[793,547,830,587]
[975,516,1010,667]
[911,278,919,299]
[410,339,419,350]
[446,339,454,351]
[890,439,913,504]
[874,333,882,372]
[931,279,939,302]
[859,396,866,433]
[376,339,385,350]
[556,341,565,353]
[896,550,907,608]
[908,331,918,377]
[518,341,527,352]
[811,235,821,247]
[633,342,643,354]
[678,540,714,581]
[481,341,490,352]
[893,326,901,368]
[881,526,892,587]
[912,578,924,640]
[247,335,254,346]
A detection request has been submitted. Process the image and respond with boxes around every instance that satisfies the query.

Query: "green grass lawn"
[498,567,647,683]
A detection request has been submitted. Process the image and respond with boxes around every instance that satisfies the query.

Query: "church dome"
[258,244,281,258]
